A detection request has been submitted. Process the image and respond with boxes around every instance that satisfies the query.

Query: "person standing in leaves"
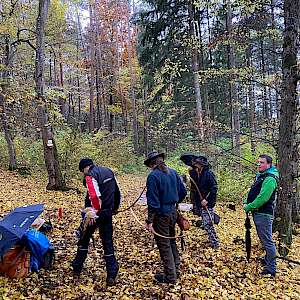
[144,151,187,284]
[72,158,121,286]
[244,154,279,277]
[190,156,219,249]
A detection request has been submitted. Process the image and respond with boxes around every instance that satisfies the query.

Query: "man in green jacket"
[244,154,278,276]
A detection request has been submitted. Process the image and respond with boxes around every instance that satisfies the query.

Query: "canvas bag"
[176,211,191,231]
[0,245,30,278]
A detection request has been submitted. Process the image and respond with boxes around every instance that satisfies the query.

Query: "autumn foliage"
[0,169,299,299]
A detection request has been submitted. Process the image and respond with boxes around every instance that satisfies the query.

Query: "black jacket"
[84,165,121,211]
[189,167,217,208]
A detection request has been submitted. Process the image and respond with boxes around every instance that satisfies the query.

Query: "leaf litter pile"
[0,170,299,300]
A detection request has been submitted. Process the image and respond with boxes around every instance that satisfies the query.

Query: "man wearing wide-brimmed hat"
[180,153,219,249]
[144,151,187,284]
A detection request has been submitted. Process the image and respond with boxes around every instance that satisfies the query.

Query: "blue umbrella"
[0,204,44,256]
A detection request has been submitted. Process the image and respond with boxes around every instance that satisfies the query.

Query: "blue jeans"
[253,213,276,274]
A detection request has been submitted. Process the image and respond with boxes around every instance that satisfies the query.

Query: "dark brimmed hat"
[144,151,165,167]
[193,156,209,167]
[180,153,199,167]
[180,153,209,167]
[79,158,93,172]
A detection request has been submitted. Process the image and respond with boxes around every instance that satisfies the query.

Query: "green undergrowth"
[0,131,278,203]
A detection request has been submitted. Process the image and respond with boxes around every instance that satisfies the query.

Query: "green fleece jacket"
[244,166,279,213]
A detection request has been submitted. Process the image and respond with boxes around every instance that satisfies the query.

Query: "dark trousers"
[200,207,219,248]
[72,209,118,279]
[153,210,180,282]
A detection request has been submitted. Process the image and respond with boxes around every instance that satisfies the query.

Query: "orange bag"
[176,211,191,231]
[0,245,30,278]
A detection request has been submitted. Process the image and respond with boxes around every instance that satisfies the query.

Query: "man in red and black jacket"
[72,158,120,286]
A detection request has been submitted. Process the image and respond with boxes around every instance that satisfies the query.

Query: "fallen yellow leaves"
[0,170,299,299]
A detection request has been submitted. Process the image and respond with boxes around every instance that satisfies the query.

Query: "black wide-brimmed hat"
[144,151,165,167]
[193,155,209,167]
[180,153,208,167]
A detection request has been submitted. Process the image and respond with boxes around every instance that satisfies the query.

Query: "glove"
[85,207,98,226]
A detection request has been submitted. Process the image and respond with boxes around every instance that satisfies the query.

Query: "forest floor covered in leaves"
[0,169,299,300]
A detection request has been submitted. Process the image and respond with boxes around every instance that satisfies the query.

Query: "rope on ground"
[116,186,147,213]
[125,188,185,240]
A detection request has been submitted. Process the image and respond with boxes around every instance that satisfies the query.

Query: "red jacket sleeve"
[85,176,102,210]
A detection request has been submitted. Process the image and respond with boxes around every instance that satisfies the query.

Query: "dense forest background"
[0,0,299,255]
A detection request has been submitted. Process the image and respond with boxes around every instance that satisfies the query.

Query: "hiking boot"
[71,262,83,276]
[154,273,176,284]
[211,244,220,250]
[106,277,116,286]
[72,248,88,275]
[260,269,276,277]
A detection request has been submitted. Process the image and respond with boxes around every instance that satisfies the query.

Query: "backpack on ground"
[21,229,55,272]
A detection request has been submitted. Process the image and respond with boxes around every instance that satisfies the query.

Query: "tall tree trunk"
[88,2,96,133]
[75,9,82,131]
[127,6,139,153]
[49,56,52,86]
[195,7,212,140]
[142,86,149,155]
[94,0,105,129]
[195,8,210,117]
[53,53,58,86]
[226,0,241,159]
[58,45,64,88]
[108,80,114,133]
[117,23,128,133]
[260,40,270,121]
[0,94,17,170]
[246,45,256,152]
[0,38,17,170]
[35,0,65,190]
[206,3,213,66]
[95,69,102,130]
[188,1,204,142]
[274,0,300,255]
[271,0,280,119]
[57,45,67,119]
